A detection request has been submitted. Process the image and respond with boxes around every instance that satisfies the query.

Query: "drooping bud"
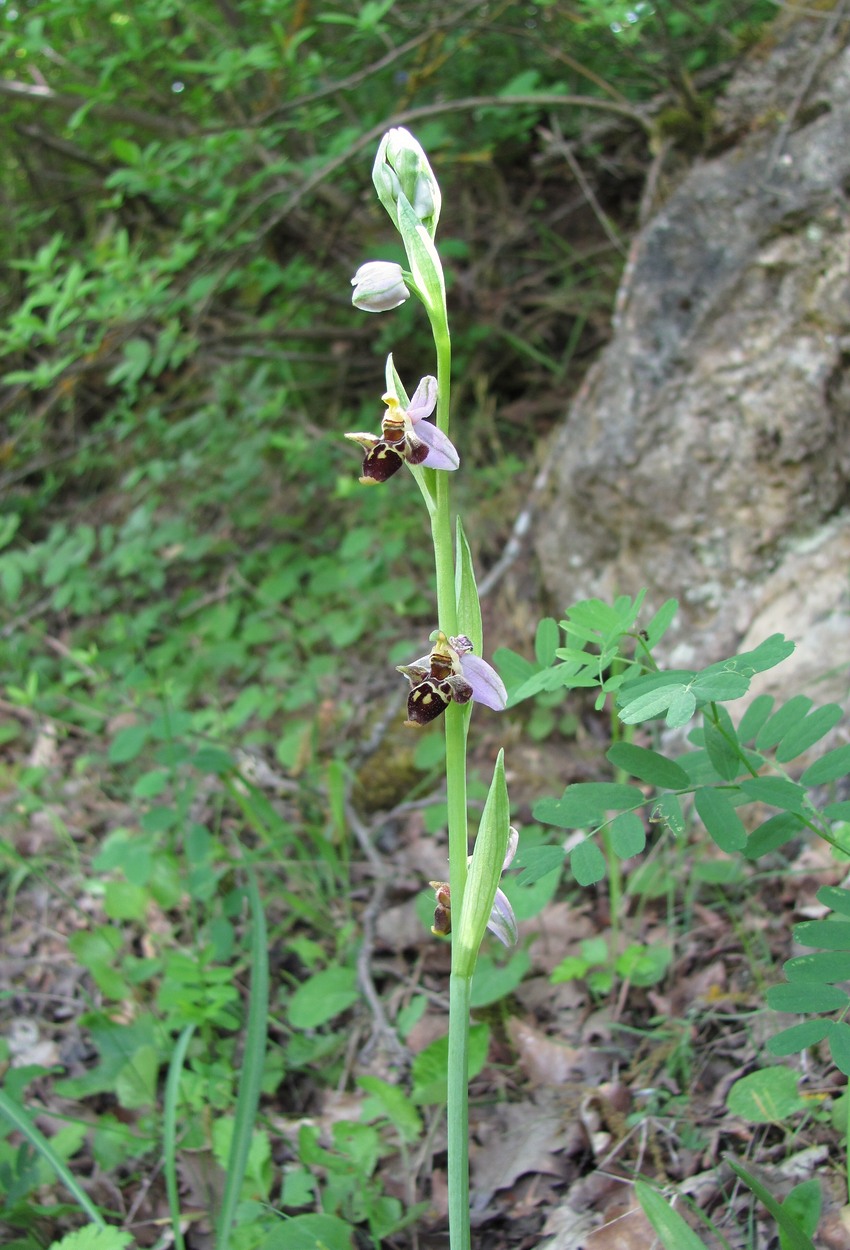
[351,261,410,313]
[372,127,441,239]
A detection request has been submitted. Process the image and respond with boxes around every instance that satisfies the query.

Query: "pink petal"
[502,826,519,871]
[415,421,459,471]
[460,654,507,711]
[407,376,437,423]
[487,889,518,947]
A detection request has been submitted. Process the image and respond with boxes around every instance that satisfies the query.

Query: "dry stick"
[762,0,850,183]
[0,78,188,136]
[478,456,554,601]
[251,0,486,126]
[345,794,408,1064]
[537,119,627,256]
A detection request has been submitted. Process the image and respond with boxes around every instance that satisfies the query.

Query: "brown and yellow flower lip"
[344,376,458,486]
[396,631,507,728]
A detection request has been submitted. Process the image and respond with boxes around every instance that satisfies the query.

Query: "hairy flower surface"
[397,631,506,727]
[345,375,458,485]
[428,826,519,947]
[351,261,410,312]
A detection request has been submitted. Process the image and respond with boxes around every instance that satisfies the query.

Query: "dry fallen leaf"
[507,1017,584,1086]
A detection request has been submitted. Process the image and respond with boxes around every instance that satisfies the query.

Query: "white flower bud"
[350,261,410,313]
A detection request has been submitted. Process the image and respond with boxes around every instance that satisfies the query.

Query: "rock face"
[535,13,850,702]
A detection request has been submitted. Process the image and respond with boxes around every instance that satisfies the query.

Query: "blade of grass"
[636,1178,736,1250]
[727,1160,818,1250]
[0,1087,106,1225]
[163,1023,196,1250]
[215,867,269,1250]
[634,1179,711,1249]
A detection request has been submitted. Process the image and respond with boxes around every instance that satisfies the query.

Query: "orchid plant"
[346,128,516,1250]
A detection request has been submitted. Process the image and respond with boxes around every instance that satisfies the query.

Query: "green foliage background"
[0,2,796,1244]
[0,0,776,753]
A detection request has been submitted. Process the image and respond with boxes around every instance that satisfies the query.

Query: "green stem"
[429,318,472,1250]
[447,972,472,1250]
[601,822,622,959]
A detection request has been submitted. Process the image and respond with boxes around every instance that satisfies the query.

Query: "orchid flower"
[345,374,458,485]
[429,826,519,947]
[397,631,507,727]
[351,261,410,312]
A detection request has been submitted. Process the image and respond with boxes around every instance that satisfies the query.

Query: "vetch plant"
[347,126,513,1250]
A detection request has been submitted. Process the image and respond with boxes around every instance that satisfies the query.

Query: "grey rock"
[535,14,850,705]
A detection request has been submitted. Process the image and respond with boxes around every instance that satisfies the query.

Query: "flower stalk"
[348,126,515,1250]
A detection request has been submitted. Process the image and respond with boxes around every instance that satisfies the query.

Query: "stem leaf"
[455,516,483,657]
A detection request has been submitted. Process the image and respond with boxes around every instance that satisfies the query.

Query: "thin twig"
[0,77,189,136]
[478,455,554,600]
[763,0,850,182]
[537,120,627,256]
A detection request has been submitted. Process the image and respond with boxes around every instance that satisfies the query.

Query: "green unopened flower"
[372,127,441,238]
[351,261,410,312]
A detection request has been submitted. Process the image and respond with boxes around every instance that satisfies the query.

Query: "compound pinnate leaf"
[643,597,679,648]
[533,782,641,829]
[776,703,843,762]
[534,616,560,667]
[606,742,689,789]
[739,776,807,813]
[816,885,850,917]
[619,682,696,728]
[756,695,814,750]
[570,839,606,886]
[745,812,806,859]
[827,1021,850,1075]
[693,787,747,852]
[736,693,775,744]
[785,951,850,984]
[703,708,742,781]
[651,792,685,836]
[801,743,850,787]
[793,920,850,950]
[609,811,646,859]
[765,982,849,1013]
[768,1019,832,1058]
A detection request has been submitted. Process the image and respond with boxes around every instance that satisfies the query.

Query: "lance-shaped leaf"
[453,750,510,980]
[455,516,483,658]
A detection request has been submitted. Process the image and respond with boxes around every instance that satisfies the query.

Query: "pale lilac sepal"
[460,653,507,711]
[407,375,437,422]
[487,888,518,947]
[416,421,459,471]
[503,825,519,871]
